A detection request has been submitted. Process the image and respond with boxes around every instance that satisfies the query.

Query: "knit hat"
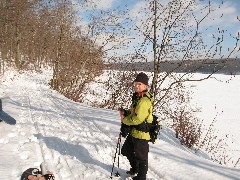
[134,72,148,85]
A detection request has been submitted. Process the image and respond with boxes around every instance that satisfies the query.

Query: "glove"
[119,107,124,122]
[119,107,128,122]
[120,123,130,138]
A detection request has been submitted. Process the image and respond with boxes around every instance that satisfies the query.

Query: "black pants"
[121,135,149,171]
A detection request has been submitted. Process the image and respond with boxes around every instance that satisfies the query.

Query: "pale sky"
[75,0,240,59]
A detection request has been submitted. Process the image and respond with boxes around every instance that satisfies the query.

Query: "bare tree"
[0,0,32,70]
[74,3,139,108]
[134,0,239,105]
[124,0,239,146]
[44,0,105,100]
[81,0,239,150]
[0,0,105,103]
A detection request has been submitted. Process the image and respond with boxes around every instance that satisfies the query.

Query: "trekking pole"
[115,131,122,177]
[110,131,122,179]
[0,98,2,111]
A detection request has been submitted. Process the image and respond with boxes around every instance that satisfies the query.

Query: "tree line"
[0,0,103,101]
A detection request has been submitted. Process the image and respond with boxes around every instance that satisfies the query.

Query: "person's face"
[133,82,148,93]
[28,175,45,180]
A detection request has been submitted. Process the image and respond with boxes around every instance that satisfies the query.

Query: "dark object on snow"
[0,111,16,125]
[21,168,39,180]
[0,98,2,111]
[21,166,55,180]
[0,98,16,125]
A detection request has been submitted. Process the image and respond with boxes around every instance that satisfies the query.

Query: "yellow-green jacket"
[122,92,154,140]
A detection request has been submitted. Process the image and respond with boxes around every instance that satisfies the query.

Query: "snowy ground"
[188,73,240,166]
[0,69,240,180]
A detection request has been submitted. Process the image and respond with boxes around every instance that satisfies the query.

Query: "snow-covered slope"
[0,69,239,180]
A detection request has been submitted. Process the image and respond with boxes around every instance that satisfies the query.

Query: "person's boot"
[126,161,139,175]
[126,168,138,175]
[132,161,148,180]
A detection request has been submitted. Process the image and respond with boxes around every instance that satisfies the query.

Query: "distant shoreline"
[105,58,240,75]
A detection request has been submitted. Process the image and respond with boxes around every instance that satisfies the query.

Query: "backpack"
[131,114,160,144]
[149,115,161,144]
[143,94,161,144]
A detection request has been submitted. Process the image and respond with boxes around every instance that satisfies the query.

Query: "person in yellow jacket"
[120,72,154,180]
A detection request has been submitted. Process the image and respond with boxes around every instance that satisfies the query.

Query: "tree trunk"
[52,23,64,90]
[151,0,158,100]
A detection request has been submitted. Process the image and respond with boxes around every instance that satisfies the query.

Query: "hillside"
[0,69,240,179]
